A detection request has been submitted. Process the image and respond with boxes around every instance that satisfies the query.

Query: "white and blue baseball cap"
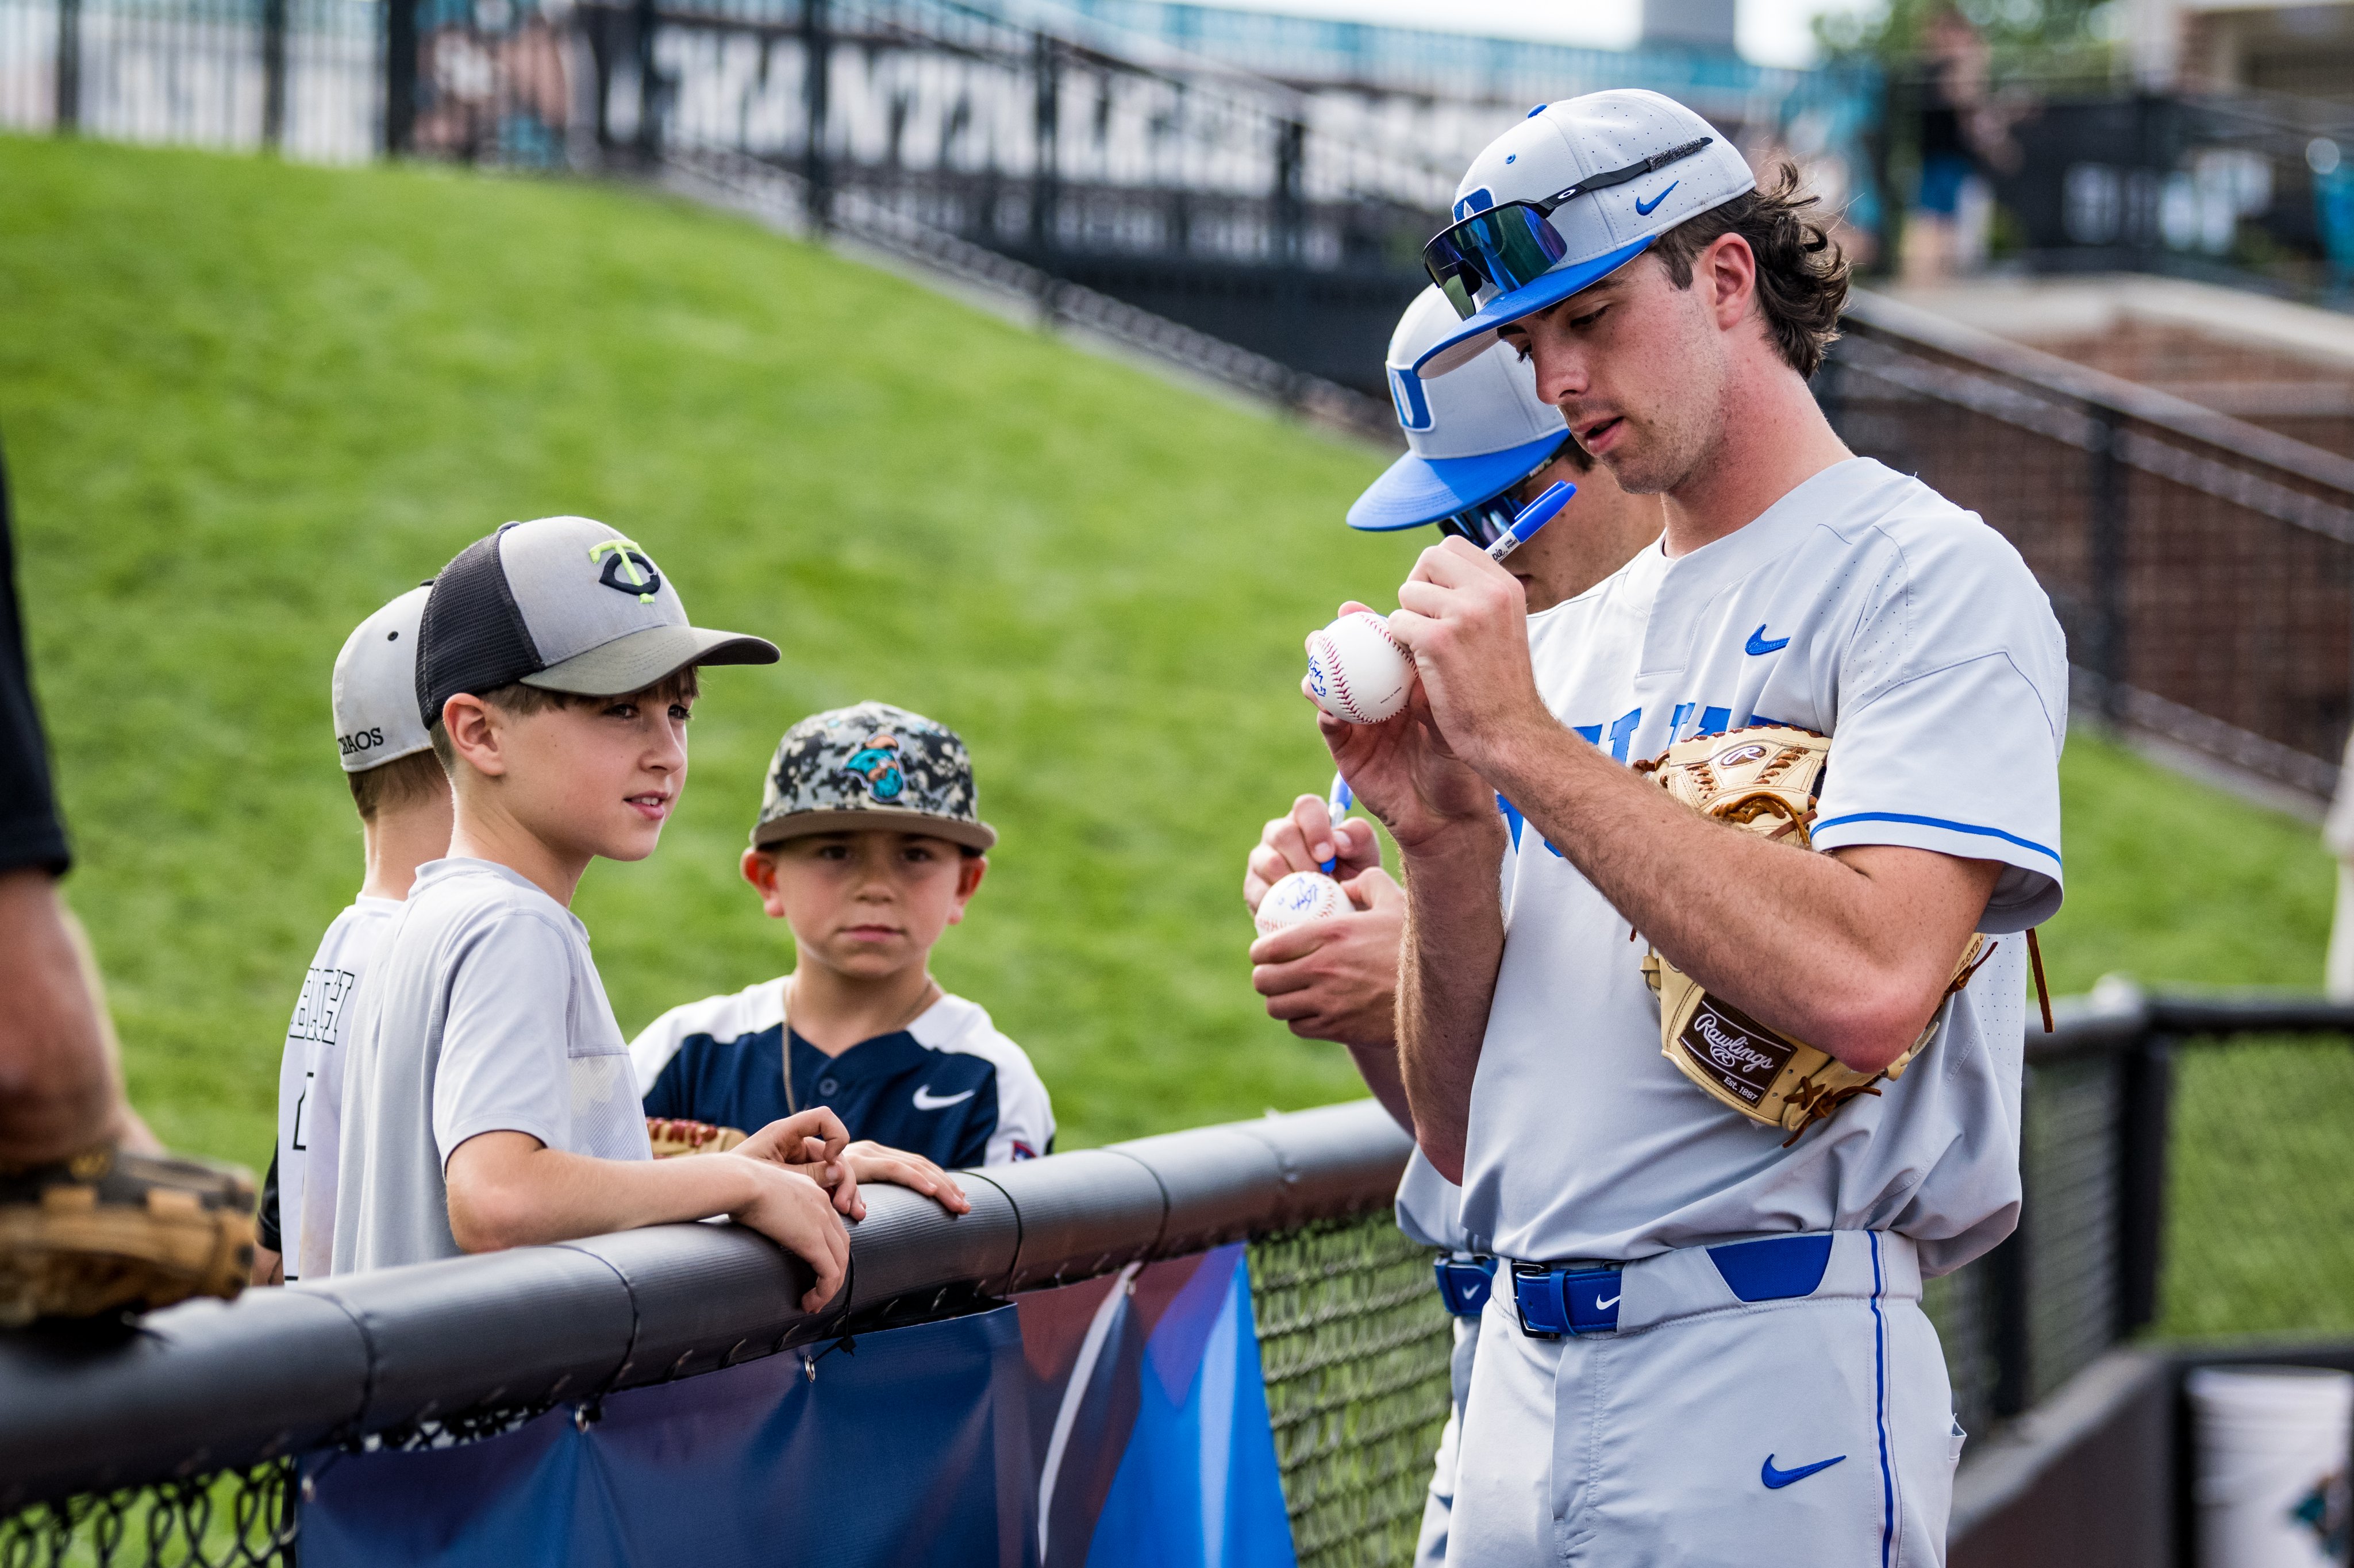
[1349,287,1567,532]
[1415,90,1755,379]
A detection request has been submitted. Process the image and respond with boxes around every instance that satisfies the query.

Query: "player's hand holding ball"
[1253,869,1349,935]
[1303,600,1496,854]
[1305,611,1414,725]
[1386,538,1548,777]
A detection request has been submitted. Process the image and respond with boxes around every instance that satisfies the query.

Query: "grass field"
[1,135,2345,1340]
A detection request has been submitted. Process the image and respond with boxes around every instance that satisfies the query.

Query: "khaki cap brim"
[521,624,779,698]
[751,808,998,853]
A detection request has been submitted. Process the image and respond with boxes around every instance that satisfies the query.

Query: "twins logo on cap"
[752,702,998,852]
[415,516,778,727]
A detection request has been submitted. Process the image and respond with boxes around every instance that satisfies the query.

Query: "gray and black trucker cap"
[416,516,778,728]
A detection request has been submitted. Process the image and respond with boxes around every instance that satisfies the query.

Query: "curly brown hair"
[1648,161,1848,378]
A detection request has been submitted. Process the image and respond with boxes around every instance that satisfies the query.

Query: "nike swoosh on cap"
[911,1085,976,1111]
[1634,180,1679,216]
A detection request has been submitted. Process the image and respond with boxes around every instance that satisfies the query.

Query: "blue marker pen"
[1486,480,1575,564]
[1321,772,1354,875]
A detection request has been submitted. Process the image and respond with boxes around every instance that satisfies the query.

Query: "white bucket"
[2190,1365,2353,1568]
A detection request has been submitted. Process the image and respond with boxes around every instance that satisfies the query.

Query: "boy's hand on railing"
[729,1165,851,1313]
[840,1141,971,1215]
[736,1108,863,1220]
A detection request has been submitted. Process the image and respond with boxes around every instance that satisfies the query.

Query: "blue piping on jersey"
[1812,811,2060,866]
[1871,1232,1894,1568]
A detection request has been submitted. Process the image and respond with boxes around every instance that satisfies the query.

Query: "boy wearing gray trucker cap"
[329,518,860,1314]
[256,586,453,1286]
[1326,90,2066,1564]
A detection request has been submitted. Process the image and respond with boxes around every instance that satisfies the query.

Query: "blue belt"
[1433,1255,1497,1318]
[1512,1262,1623,1338]
[1510,1234,1840,1339]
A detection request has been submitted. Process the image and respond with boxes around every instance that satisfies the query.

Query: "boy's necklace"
[781,976,942,1114]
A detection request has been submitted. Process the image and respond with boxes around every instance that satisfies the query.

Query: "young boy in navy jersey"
[631,703,1053,1177]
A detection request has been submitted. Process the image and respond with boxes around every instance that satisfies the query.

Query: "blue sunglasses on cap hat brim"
[1422,137,1715,319]
[1433,437,1573,548]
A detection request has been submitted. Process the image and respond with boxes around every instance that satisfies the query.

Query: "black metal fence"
[1823,289,2354,797]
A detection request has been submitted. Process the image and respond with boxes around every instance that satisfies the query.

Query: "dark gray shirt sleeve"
[0,435,71,877]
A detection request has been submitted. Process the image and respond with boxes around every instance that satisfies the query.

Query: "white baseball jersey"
[271,896,401,1282]
[1466,457,2066,1276]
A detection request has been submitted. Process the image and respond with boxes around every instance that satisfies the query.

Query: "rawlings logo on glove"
[1632,726,1994,1145]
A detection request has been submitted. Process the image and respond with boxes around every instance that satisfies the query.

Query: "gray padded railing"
[0,1100,1412,1513]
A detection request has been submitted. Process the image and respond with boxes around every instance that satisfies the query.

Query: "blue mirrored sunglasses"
[1421,137,1714,320]
[1433,441,1574,546]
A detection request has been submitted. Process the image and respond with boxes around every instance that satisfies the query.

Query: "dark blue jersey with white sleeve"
[628,978,1053,1169]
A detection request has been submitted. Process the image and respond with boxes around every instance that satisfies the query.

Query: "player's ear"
[947,854,987,922]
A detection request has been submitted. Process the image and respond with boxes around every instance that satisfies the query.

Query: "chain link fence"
[1252,1214,1453,1568]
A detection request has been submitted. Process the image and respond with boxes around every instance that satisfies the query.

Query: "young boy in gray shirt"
[330,517,856,1311]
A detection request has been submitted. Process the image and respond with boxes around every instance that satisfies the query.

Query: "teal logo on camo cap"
[752,700,998,852]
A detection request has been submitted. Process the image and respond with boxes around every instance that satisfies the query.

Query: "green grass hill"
[1,134,2345,1337]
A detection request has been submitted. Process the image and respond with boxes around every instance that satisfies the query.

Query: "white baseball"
[1253,870,1349,936]
[1305,611,1413,725]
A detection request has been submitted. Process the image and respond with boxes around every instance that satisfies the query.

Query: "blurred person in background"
[0,433,256,1328]
[1904,7,2017,283]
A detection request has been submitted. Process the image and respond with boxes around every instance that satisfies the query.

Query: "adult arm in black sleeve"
[0,432,123,1163]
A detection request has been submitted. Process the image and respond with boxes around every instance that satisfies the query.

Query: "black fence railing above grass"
[1824,288,2354,799]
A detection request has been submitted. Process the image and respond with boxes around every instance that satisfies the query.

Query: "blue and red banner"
[300,1243,1295,1568]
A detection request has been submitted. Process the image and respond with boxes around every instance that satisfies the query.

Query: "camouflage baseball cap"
[751,702,998,852]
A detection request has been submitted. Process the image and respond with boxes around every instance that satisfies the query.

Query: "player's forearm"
[1344,1041,1416,1135]
[1395,825,1509,1181]
[446,1136,761,1252]
[1480,726,1982,1069]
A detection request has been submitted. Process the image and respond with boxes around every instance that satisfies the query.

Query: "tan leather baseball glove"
[1632,726,1993,1145]
[0,1144,255,1326]
[646,1117,749,1159]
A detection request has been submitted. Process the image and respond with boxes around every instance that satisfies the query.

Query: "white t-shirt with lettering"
[272,896,400,1282]
[329,858,651,1274]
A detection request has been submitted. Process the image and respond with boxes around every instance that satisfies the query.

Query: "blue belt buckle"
[1512,1263,1622,1339]
[1433,1255,1497,1317]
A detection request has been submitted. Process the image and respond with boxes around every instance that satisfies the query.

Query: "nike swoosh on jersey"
[1760,1454,1847,1489]
[911,1085,976,1111]
[1633,181,1679,216]
[1745,624,1792,655]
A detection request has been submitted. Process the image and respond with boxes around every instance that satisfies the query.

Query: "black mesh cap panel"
[415,527,543,728]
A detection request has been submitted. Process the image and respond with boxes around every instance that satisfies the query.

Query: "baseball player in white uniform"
[1248,287,1663,1566]
[1313,90,2065,1565]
